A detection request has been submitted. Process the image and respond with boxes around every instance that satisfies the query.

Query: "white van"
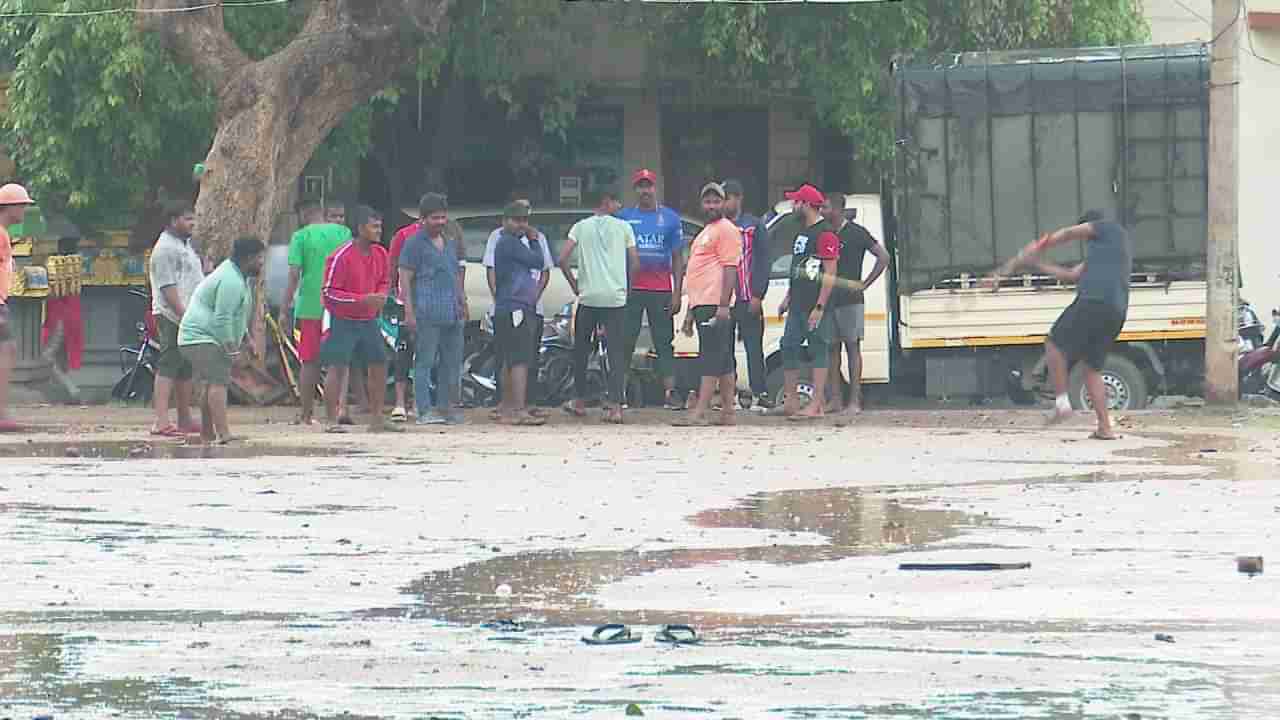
[671,193,890,403]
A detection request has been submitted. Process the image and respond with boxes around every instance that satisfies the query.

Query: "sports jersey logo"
[794,235,809,254]
[802,257,821,281]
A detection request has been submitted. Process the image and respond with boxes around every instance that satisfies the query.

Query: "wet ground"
[1,405,1279,718]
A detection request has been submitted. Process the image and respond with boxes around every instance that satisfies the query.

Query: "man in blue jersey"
[617,168,687,409]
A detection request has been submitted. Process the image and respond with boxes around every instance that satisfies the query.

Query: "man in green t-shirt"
[280,202,353,425]
[557,190,639,423]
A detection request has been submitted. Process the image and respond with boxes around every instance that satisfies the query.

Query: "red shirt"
[390,222,421,271]
[322,240,389,321]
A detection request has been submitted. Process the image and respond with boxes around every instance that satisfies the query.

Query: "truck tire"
[1069,354,1148,411]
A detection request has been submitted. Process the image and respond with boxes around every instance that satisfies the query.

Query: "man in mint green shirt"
[557,190,639,423]
[180,236,265,444]
[280,203,353,425]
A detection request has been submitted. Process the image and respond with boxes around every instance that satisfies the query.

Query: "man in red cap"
[617,168,687,409]
[776,184,840,420]
[0,183,34,431]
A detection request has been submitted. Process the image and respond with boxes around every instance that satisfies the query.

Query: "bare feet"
[713,412,736,427]
[1089,429,1118,440]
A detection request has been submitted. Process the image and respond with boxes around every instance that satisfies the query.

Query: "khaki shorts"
[156,316,194,380]
[831,304,865,342]
[180,343,233,386]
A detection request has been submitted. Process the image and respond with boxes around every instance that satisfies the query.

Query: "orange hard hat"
[0,183,34,206]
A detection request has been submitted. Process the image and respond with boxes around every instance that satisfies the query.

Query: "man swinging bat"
[990,211,1132,440]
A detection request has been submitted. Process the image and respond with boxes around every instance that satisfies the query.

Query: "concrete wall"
[619,91,666,202]
[1147,0,1280,319]
[1237,3,1280,318]
[767,107,816,206]
[1145,0,1211,42]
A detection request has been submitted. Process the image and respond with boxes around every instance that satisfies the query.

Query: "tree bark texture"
[136,0,451,366]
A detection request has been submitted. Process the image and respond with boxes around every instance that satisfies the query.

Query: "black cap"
[722,179,745,197]
[419,192,447,216]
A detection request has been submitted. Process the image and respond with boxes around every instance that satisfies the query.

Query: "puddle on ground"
[0,439,366,461]
[0,632,380,719]
[398,487,989,627]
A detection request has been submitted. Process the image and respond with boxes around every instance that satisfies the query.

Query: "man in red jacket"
[320,205,401,433]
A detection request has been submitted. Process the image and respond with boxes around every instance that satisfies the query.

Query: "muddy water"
[401,487,988,627]
[2,418,1275,719]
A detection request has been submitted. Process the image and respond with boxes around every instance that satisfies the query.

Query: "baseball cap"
[503,200,531,219]
[0,183,34,206]
[631,168,657,186]
[722,179,745,196]
[700,182,726,200]
[784,183,825,207]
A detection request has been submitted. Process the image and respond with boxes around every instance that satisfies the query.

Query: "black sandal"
[655,624,699,645]
[481,618,526,633]
[581,623,641,645]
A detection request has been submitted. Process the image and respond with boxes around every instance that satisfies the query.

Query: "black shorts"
[693,305,735,378]
[495,309,535,368]
[1049,299,1124,371]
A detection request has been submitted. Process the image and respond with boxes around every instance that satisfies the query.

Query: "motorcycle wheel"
[538,352,574,406]
[112,365,154,405]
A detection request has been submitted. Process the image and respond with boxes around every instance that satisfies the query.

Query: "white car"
[403,206,704,323]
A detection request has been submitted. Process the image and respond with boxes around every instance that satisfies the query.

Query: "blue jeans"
[780,306,833,371]
[414,320,463,416]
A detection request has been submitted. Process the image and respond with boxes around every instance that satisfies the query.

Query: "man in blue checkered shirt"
[397,193,469,425]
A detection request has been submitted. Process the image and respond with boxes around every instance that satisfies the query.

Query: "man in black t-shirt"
[820,194,889,415]
[990,210,1132,440]
[776,184,840,420]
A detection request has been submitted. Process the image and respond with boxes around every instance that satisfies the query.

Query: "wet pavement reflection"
[0,439,364,461]
[402,487,988,627]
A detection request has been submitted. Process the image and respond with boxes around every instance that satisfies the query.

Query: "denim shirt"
[399,229,462,325]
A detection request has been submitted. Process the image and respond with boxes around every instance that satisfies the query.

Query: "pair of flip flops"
[580,623,698,646]
[481,618,526,633]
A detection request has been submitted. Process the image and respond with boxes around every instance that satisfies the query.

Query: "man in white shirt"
[148,202,204,437]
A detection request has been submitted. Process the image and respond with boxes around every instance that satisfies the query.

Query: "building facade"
[1148,0,1280,320]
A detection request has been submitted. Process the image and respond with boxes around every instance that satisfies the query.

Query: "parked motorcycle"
[111,288,159,404]
[1239,307,1280,397]
[536,302,609,407]
[461,312,499,408]
[1238,300,1267,353]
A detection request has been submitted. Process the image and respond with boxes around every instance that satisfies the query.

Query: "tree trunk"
[196,69,362,364]
[137,0,454,375]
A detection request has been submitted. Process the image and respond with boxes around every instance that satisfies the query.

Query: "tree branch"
[135,0,250,94]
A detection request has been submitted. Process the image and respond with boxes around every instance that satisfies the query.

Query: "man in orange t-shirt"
[676,182,742,427]
[0,183,35,432]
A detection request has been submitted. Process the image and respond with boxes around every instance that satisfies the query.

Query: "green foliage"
[0,0,391,229]
[427,0,590,138]
[0,0,215,227]
[648,0,1149,185]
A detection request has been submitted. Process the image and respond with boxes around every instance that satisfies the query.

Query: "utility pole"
[1205,0,1240,405]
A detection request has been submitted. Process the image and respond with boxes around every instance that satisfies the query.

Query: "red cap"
[631,168,658,186]
[784,183,825,207]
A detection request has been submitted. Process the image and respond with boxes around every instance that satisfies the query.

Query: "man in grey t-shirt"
[148,203,204,436]
[991,210,1132,440]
